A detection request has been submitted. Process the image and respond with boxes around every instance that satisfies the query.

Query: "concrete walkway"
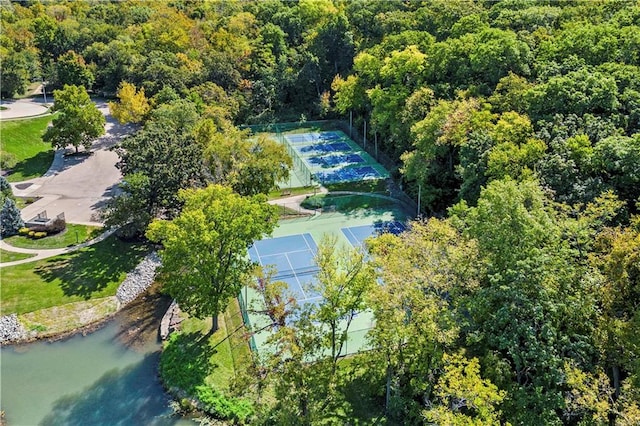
[267,186,328,216]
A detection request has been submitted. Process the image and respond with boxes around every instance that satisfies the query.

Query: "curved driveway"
[10,101,135,226]
[0,96,50,120]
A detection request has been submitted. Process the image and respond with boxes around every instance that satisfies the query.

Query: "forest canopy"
[3,0,640,424]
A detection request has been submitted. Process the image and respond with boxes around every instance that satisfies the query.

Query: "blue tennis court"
[307,153,364,167]
[249,234,321,305]
[342,221,407,247]
[286,132,345,145]
[298,142,352,154]
[320,131,342,141]
[318,166,383,183]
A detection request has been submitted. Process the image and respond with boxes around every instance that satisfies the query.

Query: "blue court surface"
[318,166,382,183]
[298,142,352,155]
[307,153,364,167]
[342,221,407,247]
[249,233,321,305]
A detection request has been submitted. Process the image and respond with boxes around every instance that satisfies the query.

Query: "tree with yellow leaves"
[108,82,150,124]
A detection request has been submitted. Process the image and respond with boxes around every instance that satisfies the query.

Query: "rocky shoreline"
[0,252,161,345]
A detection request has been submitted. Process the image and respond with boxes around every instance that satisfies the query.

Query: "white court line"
[284,251,308,300]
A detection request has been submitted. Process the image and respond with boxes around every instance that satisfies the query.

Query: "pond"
[0,286,196,425]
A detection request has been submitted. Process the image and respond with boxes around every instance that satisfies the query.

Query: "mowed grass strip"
[1,114,55,182]
[4,224,102,249]
[0,248,36,262]
[0,236,149,315]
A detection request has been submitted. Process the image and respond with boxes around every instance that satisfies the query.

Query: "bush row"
[18,228,47,239]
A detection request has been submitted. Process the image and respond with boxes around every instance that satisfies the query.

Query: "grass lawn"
[4,224,102,249]
[19,297,118,335]
[301,193,397,212]
[13,196,41,210]
[0,249,36,262]
[1,114,55,182]
[0,236,149,315]
[163,299,251,392]
[160,298,254,421]
[325,179,389,193]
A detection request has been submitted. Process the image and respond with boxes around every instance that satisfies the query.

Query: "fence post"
[363,120,367,149]
[375,132,378,160]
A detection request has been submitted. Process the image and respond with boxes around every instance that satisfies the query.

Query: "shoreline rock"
[116,252,161,305]
[0,251,161,345]
[0,314,27,343]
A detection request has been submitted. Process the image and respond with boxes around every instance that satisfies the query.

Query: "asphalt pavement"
[1,100,135,266]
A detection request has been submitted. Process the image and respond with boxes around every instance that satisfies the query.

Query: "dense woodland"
[2,0,640,424]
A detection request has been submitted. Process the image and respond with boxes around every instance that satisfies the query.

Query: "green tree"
[254,235,376,423]
[592,134,640,210]
[198,122,291,196]
[147,185,279,333]
[0,49,34,98]
[312,235,375,369]
[43,85,105,153]
[450,178,598,424]
[367,218,480,421]
[591,218,640,405]
[424,353,506,425]
[105,124,205,238]
[0,198,24,237]
[53,50,94,90]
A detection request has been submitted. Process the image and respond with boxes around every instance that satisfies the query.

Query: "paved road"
[11,101,136,226]
[0,97,50,120]
[1,101,136,267]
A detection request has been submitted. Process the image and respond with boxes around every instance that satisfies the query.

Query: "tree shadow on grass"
[39,353,182,426]
[34,237,149,299]
[8,150,54,180]
[161,331,219,393]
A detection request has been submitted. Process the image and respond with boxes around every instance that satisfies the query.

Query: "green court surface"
[240,203,411,359]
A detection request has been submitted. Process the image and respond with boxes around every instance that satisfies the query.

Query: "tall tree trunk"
[612,365,621,399]
[211,313,219,334]
[385,362,392,415]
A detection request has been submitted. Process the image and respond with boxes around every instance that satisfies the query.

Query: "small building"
[25,211,65,228]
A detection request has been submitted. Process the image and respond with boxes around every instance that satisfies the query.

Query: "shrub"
[0,151,18,170]
[18,227,30,235]
[47,217,66,234]
[0,198,24,237]
[0,175,12,196]
[195,385,254,424]
[32,231,47,239]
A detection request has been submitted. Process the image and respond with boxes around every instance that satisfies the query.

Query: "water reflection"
[0,284,195,425]
[40,353,179,426]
